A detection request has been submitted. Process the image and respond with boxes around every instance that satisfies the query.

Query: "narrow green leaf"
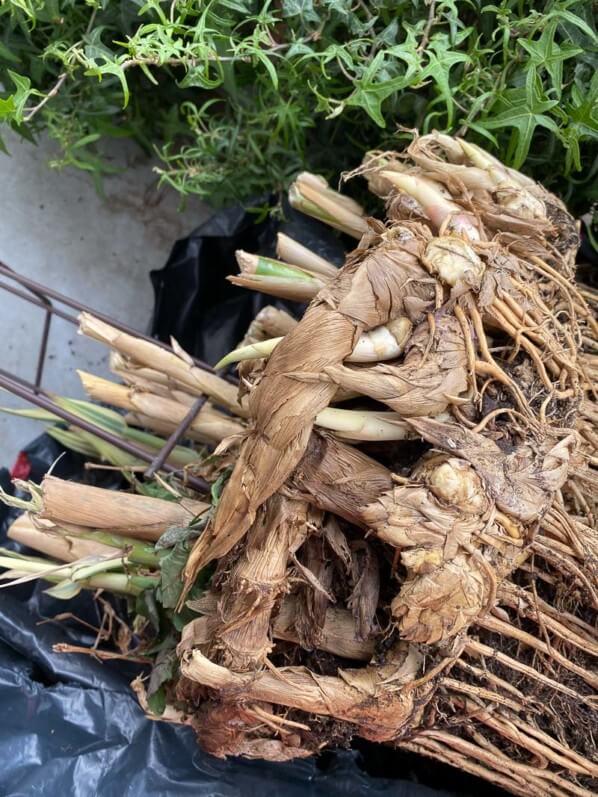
[157,541,190,609]
[44,579,82,599]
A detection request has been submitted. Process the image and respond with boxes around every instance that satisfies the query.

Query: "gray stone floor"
[0,130,210,464]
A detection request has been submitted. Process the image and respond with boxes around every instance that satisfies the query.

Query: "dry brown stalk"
[183,225,436,586]
[7,514,119,561]
[39,475,208,541]
[213,495,314,671]
[181,641,433,742]
[293,531,335,650]
[181,591,376,662]
[239,305,298,345]
[79,313,246,416]
[273,597,375,661]
[79,371,245,444]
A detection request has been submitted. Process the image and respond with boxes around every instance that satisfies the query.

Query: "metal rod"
[0,262,225,495]
[0,372,209,493]
[0,280,78,324]
[0,367,50,392]
[35,309,52,391]
[144,395,207,479]
[0,262,220,375]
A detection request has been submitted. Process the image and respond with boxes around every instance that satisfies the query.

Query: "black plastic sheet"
[0,210,509,796]
[149,198,346,366]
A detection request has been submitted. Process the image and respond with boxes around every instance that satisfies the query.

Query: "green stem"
[288,188,339,228]
[64,528,160,567]
[253,256,315,281]
[0,551,159,597]
[84,572,159,596]
[0,481,43,513]
[0,554,60,573]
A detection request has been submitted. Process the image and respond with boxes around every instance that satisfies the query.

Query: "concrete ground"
[0,130,210,465]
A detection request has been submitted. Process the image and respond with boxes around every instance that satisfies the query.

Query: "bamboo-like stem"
[7,514,120,562]
[289,173,369,239]
[79,371,245,444]
[276,233,338,279]
[124,412,194,441]
[235,250,326,284]
[0,548,157,596]
[18,514,160,567]
[78,313,246,417]
[36,475,208,542]
[110,352,173,393]
[227,273,321,303]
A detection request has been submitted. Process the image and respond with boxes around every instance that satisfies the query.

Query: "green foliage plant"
[0,1,596,214]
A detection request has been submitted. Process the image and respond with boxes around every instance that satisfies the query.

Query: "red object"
[11,451,31,481]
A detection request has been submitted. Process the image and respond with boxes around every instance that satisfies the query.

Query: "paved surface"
[0,130,210,465]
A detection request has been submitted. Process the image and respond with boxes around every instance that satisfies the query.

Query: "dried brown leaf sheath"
[182,594,376,662]
[290,432,393,526]
[181,643,431,742]
[324,315,468,417]
[7,514,119,562]
[274,598,375,661]
[39,476,208,541]
[184,228,434,581]
[214,494,312,671]
[348,541,380,640]
[408,418,576,522]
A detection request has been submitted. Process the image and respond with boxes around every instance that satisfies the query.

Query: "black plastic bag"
[149,199,346,366]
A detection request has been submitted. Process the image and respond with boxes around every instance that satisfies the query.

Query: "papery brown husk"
[184,223,436,584]
[39,475,208,541]
[212,494,315,671]
[323,314,469,417]
[181,641,433,743]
